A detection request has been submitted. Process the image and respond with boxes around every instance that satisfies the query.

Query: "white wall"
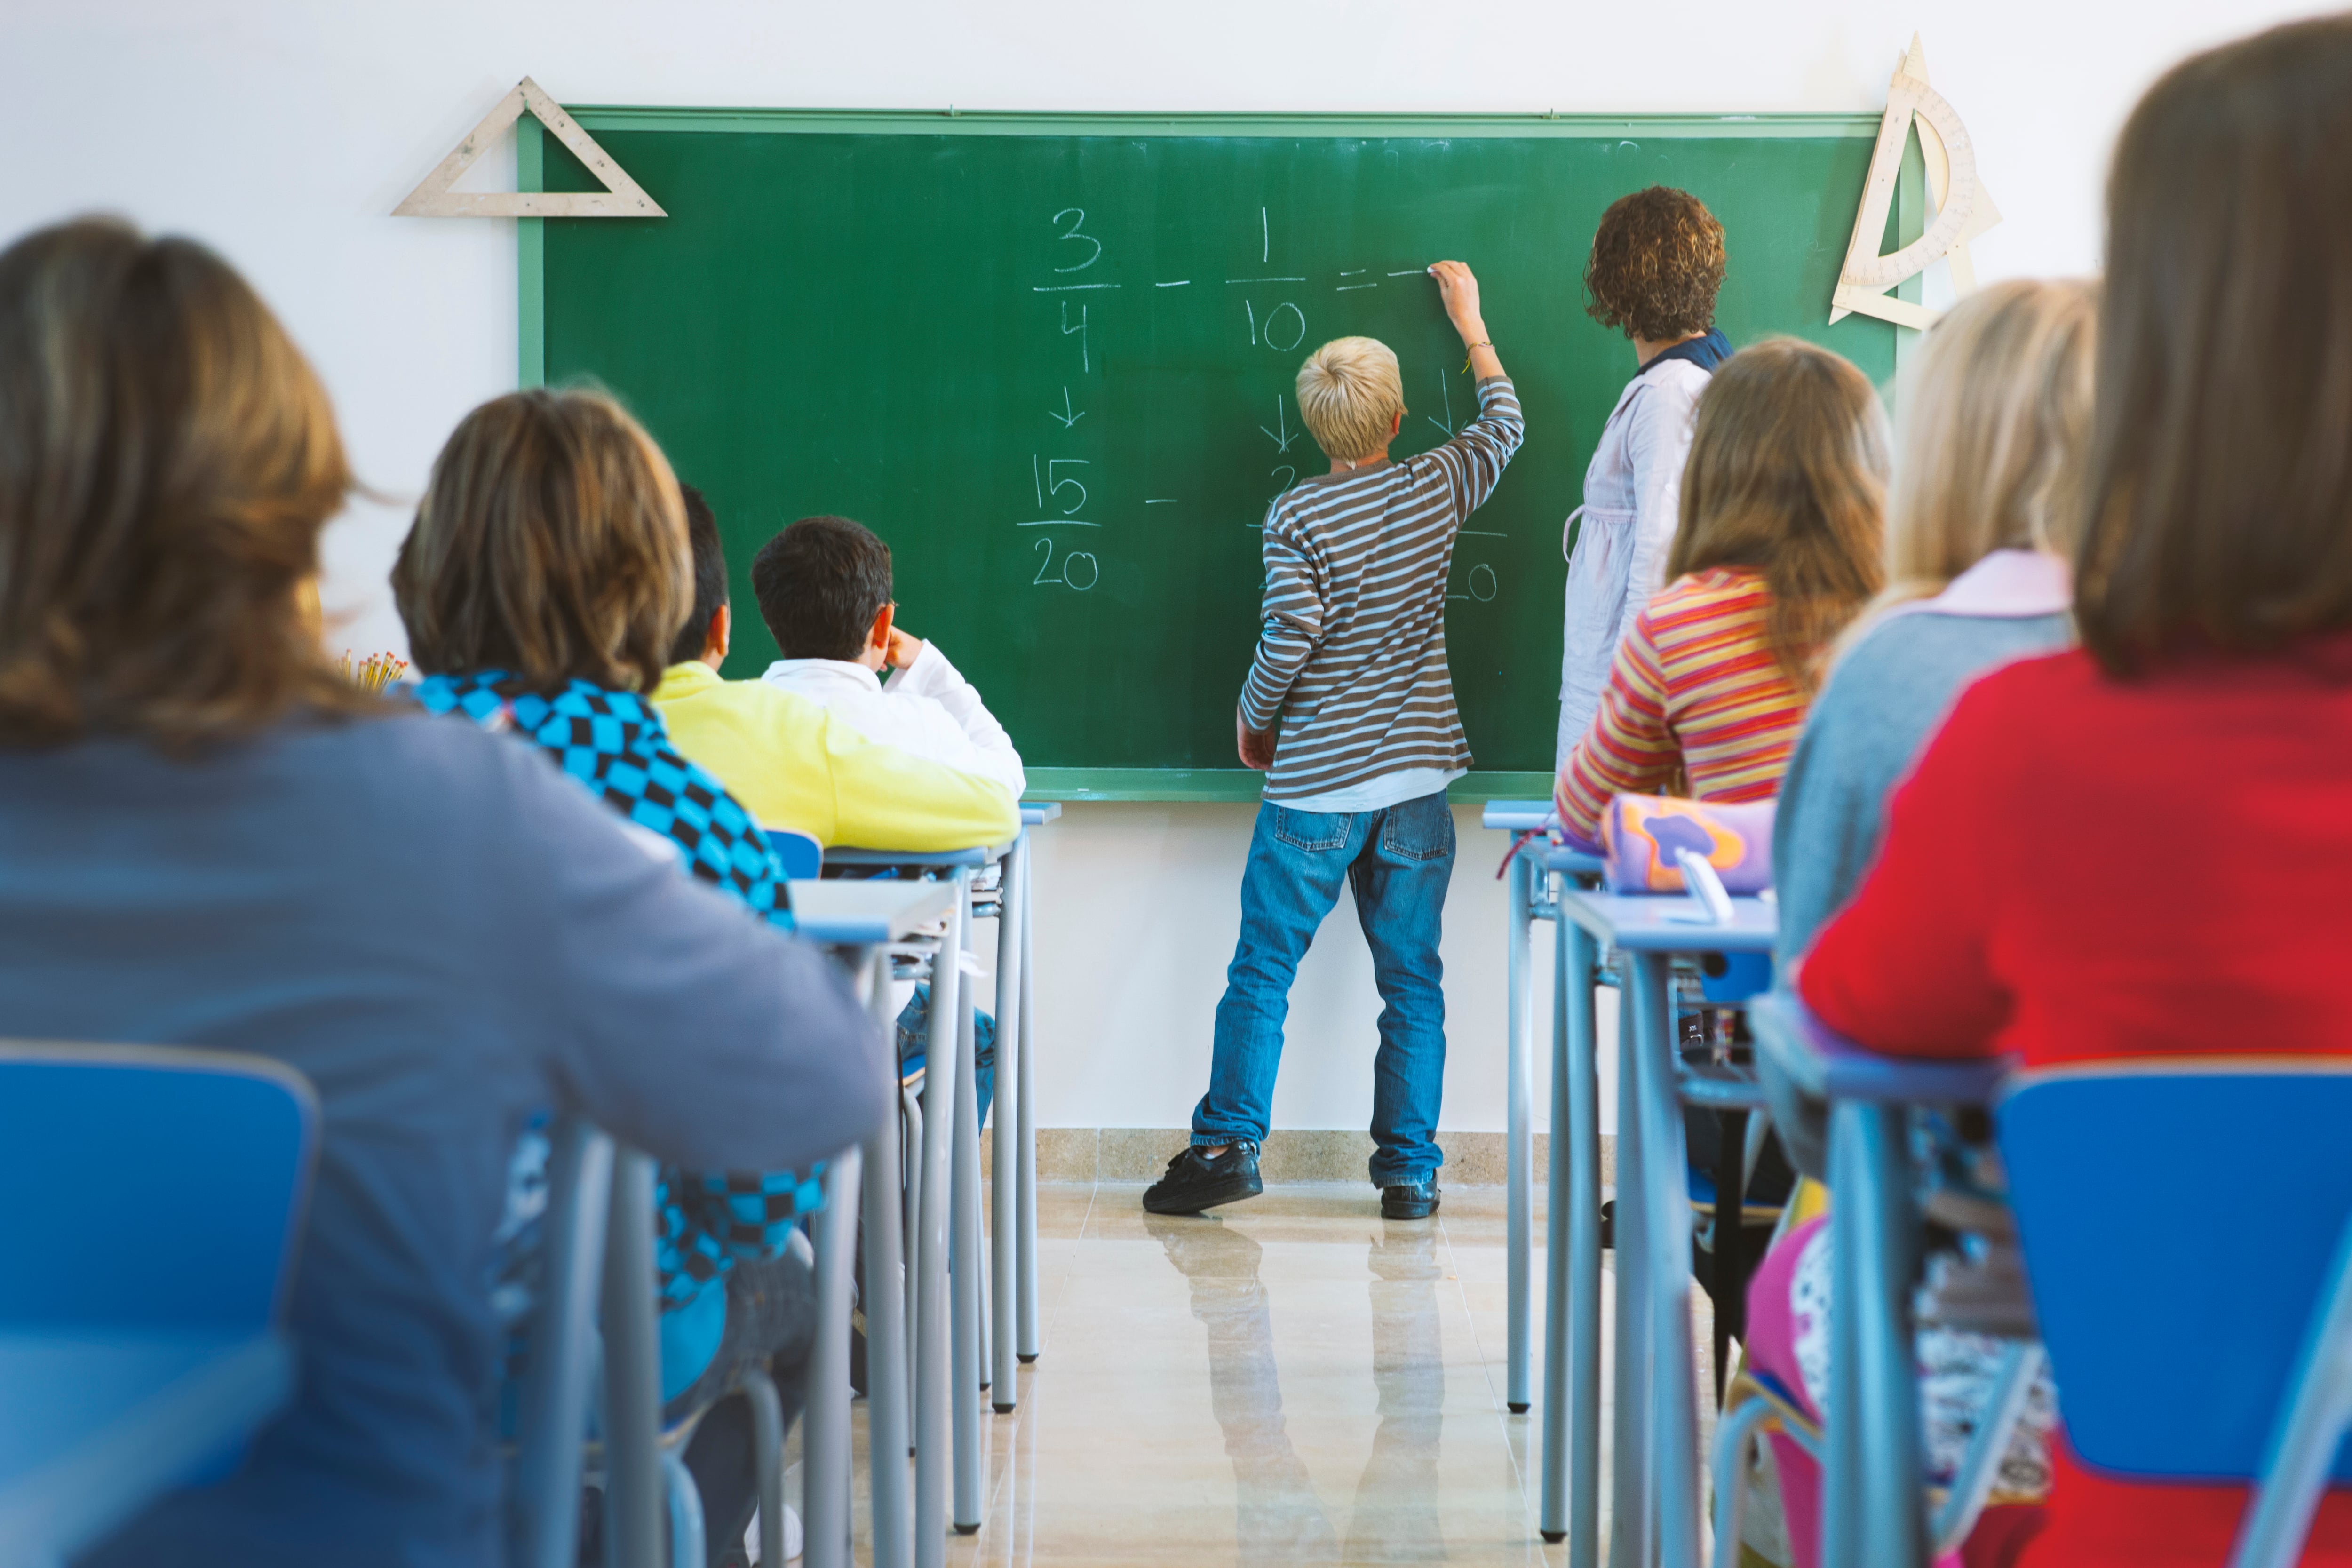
[5,0,2321,1136]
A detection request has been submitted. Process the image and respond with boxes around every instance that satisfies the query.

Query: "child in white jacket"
[1557,186,1732,763]
[752,515,1026,802]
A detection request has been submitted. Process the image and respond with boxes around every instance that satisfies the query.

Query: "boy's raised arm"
[1425,262,1525,514]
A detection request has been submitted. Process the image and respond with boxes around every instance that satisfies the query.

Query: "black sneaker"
[1142,1141,1263,1214]
[1381,1178,1441,1220]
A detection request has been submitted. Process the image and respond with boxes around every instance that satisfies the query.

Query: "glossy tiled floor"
[834,1181,1719,1567]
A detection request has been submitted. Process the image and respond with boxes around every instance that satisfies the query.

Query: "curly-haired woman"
[1557,185,1730,762]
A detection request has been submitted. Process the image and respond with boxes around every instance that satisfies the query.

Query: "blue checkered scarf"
[410,671,823,1326]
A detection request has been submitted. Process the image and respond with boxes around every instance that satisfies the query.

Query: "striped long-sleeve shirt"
[1553,566,1809,843]
[1241,375,1526,801]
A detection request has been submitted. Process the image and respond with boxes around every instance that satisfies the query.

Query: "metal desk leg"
[515,1122,613,1568]
[1824,1100,1927,1568]
[1506,850,1536,1414]
[951,877,984,1532]
[1607,955,1650,1568]
[1542,919,1602,1563]
[1016,836,1041,1365]
[808,1146,863,1568]
[861,952,913,1568]
[1628,952,1700,1568]
[600,1150,664,1568]
[992,838,1025,1409]
[914,884,965,1568]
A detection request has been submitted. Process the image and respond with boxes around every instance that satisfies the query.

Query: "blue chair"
[0,1042,318,1563]
[1999,1062,2352,1568]
[766,827,824,882]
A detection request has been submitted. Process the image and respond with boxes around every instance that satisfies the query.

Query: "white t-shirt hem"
[1274,766,1466,816]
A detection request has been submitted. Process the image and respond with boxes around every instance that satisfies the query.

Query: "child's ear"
[1390,407,1404,438]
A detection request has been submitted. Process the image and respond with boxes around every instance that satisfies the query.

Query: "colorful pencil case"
[1598,795,1776,894]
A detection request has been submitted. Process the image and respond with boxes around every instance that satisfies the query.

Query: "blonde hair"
[0,217,366,749]
[393,387,689,697]
[1877,279,2098,613]
[1670,337,1890,691]
[1295,337,1403,464]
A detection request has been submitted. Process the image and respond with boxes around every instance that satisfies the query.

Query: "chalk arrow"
[1260,395,1299,454]
[1049,387,1086,429]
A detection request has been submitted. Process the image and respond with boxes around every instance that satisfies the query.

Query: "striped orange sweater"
[1554,566,1809,843]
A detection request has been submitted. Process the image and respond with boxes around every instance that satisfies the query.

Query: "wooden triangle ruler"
[395,77,665,219]
[1829,36,2000,330]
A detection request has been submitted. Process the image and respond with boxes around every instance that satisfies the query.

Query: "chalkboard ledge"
[1023,769,1556,804]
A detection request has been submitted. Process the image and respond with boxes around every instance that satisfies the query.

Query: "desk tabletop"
[787,880,958,945]
[1019,803,1063,825]
[822,838,1018,869]
[1556,886,1778,953]
[1748,993,2011,1105]
[0,1329,290,1559]
[1481,799,1557,833]
[1533,844,1605,876]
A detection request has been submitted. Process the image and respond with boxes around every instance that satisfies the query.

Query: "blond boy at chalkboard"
[1145,261,1522,1221]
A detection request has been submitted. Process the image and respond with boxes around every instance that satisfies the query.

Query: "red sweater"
[1800,642,2352,1568]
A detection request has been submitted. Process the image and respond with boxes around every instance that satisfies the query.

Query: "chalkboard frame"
[517,108,1920,803]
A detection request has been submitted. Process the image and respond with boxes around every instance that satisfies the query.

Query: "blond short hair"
[1295,337,1403,464]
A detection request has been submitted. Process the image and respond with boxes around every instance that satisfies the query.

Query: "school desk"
[820,836,1020,1552]
[787,878,958,1568]
[1749,994,2011,1568]
[1479,801,1602,1428]
[1553,886,1776,1568]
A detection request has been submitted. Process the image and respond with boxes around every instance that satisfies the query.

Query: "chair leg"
[662,1446,708,1568]
[1715,1107,1749,1407]
[1711,1395,1779,1568]
[2229,1208,2352,1568]
[742,1370,787,1568]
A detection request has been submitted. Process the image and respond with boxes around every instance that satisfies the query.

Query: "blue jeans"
[1192,790,1456,1187]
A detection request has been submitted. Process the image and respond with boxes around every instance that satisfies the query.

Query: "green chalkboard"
[525,110,1906,800]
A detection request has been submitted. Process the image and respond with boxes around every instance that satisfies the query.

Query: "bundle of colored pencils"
[339,650,408,694]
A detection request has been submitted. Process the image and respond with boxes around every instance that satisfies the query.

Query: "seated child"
[394,387,835,1560]
[1744,277,2097,1568]
[0,218,880,1568]
[658,492,1014,1120]
[1798,19,2352,1562]
[755,514,1025,800]
[652,516,1016,852]
[1553,337,1889,847]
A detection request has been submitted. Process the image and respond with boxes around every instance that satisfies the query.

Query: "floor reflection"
[1146,1213,1449,1564]
[1348,1222,1448,1563]
[1146,1213,1341,1561]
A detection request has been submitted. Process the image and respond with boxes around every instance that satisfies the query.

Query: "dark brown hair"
[2074,15,2352,675]
[752,516,892,662]
[667,483,727,667]
[1670,337,1889,688]
[0,218,364,748]
[1584,186,1726,344]
[394,388,687,696]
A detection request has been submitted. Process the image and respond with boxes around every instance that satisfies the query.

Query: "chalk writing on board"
[1145,498,1178,505]
[1051,208,1102,272]
[1259,397,1299,454]
[1263,302,1307,352]
[1033,537,1099,590]
[1016,520,1102,528]
[1044,458,1089,516]
[1060,301,1088,374]
[1468,562,1498,602]
[1048,388,1085,428]
[1155,280,1191,287]
[1337,269,1377,293]
[1426,373,1456,438]
[1032,284,1120,292]
[1227,277,1307,284]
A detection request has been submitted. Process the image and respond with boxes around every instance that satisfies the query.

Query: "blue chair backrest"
[766,827,824,882]
[1998,1061,2352,1484]
[0,1043,318,1332]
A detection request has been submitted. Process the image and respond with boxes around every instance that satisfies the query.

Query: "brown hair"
[0,218,362,748]
[394,388,688,697]
[1584,186,1726,344]
[1669,337,1889,688]
[2075,15,2352,675]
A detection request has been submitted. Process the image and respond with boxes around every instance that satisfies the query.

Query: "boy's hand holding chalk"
[1429,260,1504,380]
